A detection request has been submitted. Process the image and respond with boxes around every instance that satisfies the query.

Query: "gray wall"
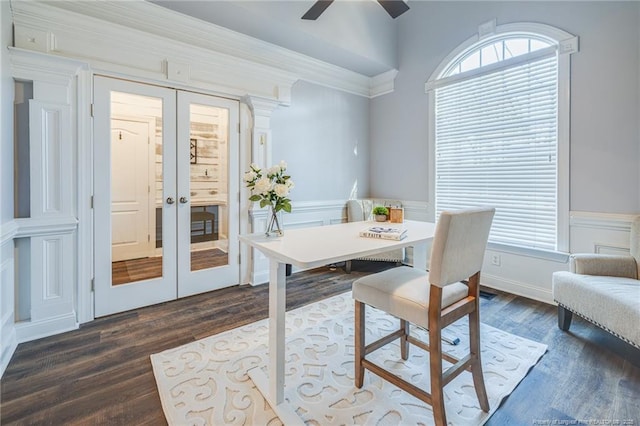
[1,0,13,224]
[271,80,370,202]
[370,1,640,214]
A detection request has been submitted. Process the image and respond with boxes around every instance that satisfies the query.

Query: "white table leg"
[248,260,303,425]
[269,259,286,404]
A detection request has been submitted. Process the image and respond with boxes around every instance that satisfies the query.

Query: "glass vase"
[265,204,284,237]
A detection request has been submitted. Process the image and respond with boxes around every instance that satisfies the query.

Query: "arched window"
[426,21,578,253]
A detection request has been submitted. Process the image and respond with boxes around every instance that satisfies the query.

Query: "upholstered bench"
[552,216,640,349]
[345,199,404,273]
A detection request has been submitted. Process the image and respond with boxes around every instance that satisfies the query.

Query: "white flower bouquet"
[244,161,294,235]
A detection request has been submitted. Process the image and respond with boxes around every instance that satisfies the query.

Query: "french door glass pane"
[189,103,229,271]
[110,91,164,285]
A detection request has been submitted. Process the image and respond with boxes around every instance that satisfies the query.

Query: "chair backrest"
[347,199,403,222]
[347,199,373,222]
[631,216,640,278]
[428,207,496,288]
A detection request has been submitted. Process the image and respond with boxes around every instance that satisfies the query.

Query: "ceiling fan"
[302,0,410,20]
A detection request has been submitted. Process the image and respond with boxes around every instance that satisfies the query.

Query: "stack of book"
[359,226,407,241]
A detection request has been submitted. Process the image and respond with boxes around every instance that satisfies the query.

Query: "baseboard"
[0,327,17,378]
[251,270,270,287]
[481,273,554,305]
[15,313,78,343]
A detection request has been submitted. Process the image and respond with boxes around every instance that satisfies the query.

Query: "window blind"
[435,54,558,250]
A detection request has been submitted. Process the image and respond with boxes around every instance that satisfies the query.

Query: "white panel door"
[110,118,155,262]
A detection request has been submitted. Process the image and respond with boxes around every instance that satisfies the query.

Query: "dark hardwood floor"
[2,261,639,425]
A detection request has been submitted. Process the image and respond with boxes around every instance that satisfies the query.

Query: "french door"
[93,76,239,317]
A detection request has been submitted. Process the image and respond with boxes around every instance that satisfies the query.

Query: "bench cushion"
[552,271,640,348]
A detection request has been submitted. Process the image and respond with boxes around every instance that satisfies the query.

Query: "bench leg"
[345,260,352,274]
[558,305,573,331]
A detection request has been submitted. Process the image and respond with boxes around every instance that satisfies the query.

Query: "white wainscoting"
[0,222,17,377]
[247,200,347,285]
[569,211,634,254]
[467,211,635,304]
[247,200,637,306]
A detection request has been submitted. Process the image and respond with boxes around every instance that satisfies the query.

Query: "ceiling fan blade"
[301,0,334,20]
[377,0,410,19]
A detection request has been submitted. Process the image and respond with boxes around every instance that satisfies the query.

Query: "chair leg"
[428,285,447,426]
[468,273,490,412]
[428,322,447,426]
[400,319,409,360]
[469,307,490,412]
[354,301,365,388]
[558,305,573,331]
[345,260,352,274]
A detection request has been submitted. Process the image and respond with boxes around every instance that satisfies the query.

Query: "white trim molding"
[1,252,17,378]
[13,217,78,238]
[9,46,82,343]
[569,211,636,255]
[10,0,398,99]
[246,200,347,285]
[369,69,399,98]
[570,211,634,232]
[0,220,18,245]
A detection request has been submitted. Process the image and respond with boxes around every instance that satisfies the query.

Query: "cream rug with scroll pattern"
[151,292,546,425]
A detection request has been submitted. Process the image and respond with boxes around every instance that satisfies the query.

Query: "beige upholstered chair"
[345,199,404,273]
[552,216,640,349]
[352,207,495,426]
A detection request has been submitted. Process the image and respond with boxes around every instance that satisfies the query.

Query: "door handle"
[179,196,189,204]
[166,197,175,205]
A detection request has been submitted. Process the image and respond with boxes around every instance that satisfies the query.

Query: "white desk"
[239,219,436,424]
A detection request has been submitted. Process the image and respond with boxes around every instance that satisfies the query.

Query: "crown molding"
[10,47,86,84]
[10,0,397,99]
[370,69,399,98]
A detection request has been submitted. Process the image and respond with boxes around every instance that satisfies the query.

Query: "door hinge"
[90,103,94,118]
[238,253,241,264]
[90,195,94,209]
[148,185,150,194]
[148,234,151,242]
[91,278,95,292]
[237,122,240,133]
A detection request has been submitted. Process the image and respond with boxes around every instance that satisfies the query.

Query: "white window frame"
[425,21,578,255]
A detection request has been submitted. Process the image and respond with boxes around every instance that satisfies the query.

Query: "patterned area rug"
[151,292,546,425]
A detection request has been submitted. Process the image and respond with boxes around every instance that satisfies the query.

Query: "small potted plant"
[372,206,389,222]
